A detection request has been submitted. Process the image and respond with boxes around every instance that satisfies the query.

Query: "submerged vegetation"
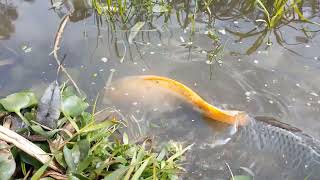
[89,0,319,55]
[0,82,190,179]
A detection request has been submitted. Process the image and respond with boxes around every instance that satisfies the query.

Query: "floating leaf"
[128,22,145,44]
[104,166,129,180]
[0,141,16,180]
[62,86,77,99]
[0,91,37,112]
[36,81,61,129]
[0,91,37,125]
[62,95,88,117]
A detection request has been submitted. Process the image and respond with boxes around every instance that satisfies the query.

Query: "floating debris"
[101,57,108,63]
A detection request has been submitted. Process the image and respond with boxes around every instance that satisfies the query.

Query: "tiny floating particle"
[101,57,108,63]
[180,36,185,43]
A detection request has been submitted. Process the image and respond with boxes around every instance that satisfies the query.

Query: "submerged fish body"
[232,117,320,179]
[104,75,320,179]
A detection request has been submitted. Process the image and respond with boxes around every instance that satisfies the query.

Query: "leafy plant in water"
[0,91,37,126]
[0,83,190,179]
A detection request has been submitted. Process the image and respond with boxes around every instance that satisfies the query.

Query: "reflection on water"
[1,0,320,179]
[0,1,18,40]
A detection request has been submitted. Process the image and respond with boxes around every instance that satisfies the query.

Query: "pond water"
[1,0,320,179]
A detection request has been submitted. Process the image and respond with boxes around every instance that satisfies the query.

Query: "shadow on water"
[1,0,320,179]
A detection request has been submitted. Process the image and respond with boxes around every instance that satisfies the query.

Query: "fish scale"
[233,118,320,179]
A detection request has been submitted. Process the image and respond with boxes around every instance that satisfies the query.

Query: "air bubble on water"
[233,21,239,24]
[309,97,313,101]
[180,36,185,43]
[80,65,84,68]
[133,62,138,65]
[101,57,108,63]
[317,100,320,104]
[191,119,195,122]
[150,51,155,54]
[296,83,301,87]
[99,69,104,72]
[238,58,242,62]
[142,68,146,72]
[306,102,311,106]
[206,60,213,64]
[264,84,268,87]
[201,50,207,54]
[218,29,226,35]
[146,42,151,45]
[268,100,274,104]
[91,82,96,85]
[310,92,319,97]
[314,57,318,60]
[49,63,52,66]
[305,44,311,48]
[245,91,251,96]
[187,41,193,45]
[183,29,187,34]
[253,59,259,64]
[153,108,158,112]
[305,164,308,169]
[157,43,162,46]
[239,41,243,44]
[292,98,296,102]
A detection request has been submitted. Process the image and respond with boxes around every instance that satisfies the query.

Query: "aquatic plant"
[0,82,190,179]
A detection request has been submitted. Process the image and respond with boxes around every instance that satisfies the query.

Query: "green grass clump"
[0,83,190,179]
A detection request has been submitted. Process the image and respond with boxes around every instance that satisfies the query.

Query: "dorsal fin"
[254,116,306,134]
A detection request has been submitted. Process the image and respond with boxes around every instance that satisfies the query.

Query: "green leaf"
[131,157,150,180]
[0,91,37,112]
[31,125,60,138]
[62,95,89,117]
[77,139,90,161]
[0,142,16,180]
[19,152,42,169]
[62,86,77,99]
[31,157,52,180]
[79,120,114,134]
[104,166,129,180]
[123,132,129,145]
[63,145,79,171]
[128,22,145,44]
[0,104,6,112]
[231,175,252,180]
[54,151,67,168]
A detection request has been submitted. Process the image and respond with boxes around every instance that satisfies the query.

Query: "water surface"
[1,0,320,179]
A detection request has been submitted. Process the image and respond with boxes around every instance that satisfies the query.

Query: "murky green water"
[1,0,320,179]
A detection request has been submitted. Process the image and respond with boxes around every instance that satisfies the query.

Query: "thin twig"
[225,162,235,180]
[0,125,62,172]
[52,14,81,95]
